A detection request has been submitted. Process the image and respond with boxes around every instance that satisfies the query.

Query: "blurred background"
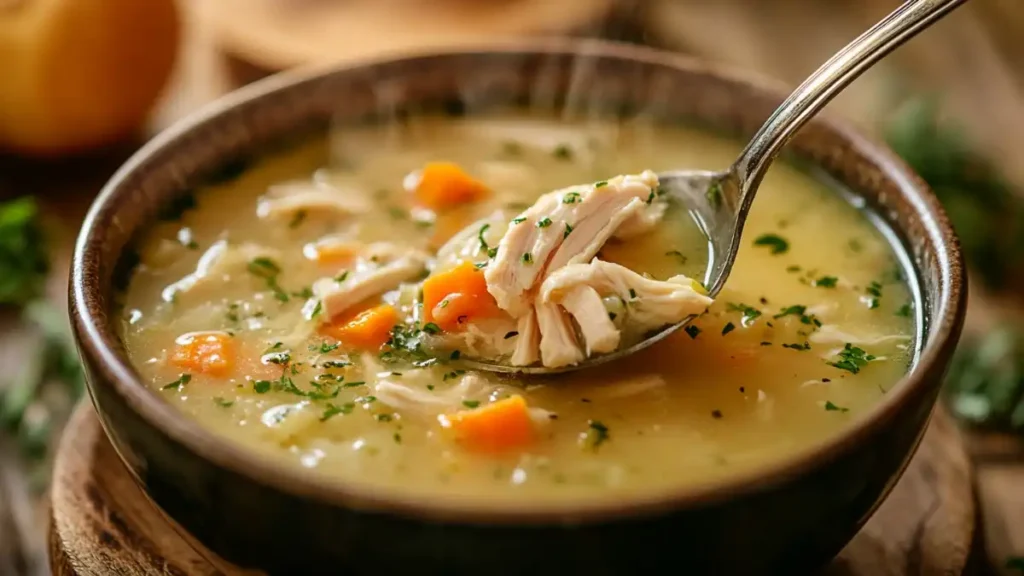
[0,0,1022,574]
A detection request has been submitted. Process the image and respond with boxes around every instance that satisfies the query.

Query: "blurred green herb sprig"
[887,97,1024,433]
[0,196,83,472]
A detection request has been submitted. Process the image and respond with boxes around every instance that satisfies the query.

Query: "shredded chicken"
[314,252,428,322]
[374,373,492,416]
[540,259,711,336]
[484,171,661,318]
[161,240,279,303]
[257,180,370,220]
[470,171,712,367]
[809,324,913,347]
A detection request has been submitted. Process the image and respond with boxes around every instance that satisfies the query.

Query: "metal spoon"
[466,0,967,375]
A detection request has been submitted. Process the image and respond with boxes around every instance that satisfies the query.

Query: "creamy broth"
[118,115,916,505]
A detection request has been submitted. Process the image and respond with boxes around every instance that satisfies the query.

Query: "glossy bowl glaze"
[70,40,965,575]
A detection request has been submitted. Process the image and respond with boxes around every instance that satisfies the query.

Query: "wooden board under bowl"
[49,402,978,575]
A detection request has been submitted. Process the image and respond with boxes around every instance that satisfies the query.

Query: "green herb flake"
[553,144,573,160]
[684,325,701,339]
[581,420,609,450]
[537,217,552,228]
[161,373,191,390]
[722,322,736,336]
[824,401,850,413]
[511,217,527,225]
[213,397,234,408]
[773,305,807,319]
[522,252,533,264]
[594,180,608,188]
[727,303,762,326]
[665,250,687,264]
[253,380,272,394]
[896,303,913,317]
[462,400,481,409]
[827,343,877,374]
[564,223,574,238]
[320,402,355,422]
[782,342,811,351]
[705,181,723,209]
[334,270,349,283]
[813,276,839,288]
[562,191,581,204]
[478,224,492,255]
[422,322,442,335]
[449,350,461,360]
[753,233,789,254]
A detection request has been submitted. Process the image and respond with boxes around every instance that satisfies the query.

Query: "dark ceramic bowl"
[70,40,966,575]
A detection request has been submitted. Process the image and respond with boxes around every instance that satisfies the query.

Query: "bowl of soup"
[70,40,965,574]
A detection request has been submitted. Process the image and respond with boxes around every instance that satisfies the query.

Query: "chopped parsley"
[318,342,340,354]
[212,397,234,408]
[684,325,701,339]
[782,342,811,351]
[727,303,762,326]
[562,191,581,204]
[334,270,349,283]
[865,281,883,309]
[511,217,526,225]
[537,217,552,228]
[421,322,442,335]
[320,402,355,421]
[896,302,913,317]
[478,224,493,257]
[449,350,461,360]
[462,400,481,409]
[161,373,191,390]
[310,300,323,318]
[706,181,723,209]
[553,144,573,160]
[522,252,533,264]
[564,223,573,238]
[247,257,289,302]
[581,420,609,450]
[721,322,736,336]
[813,276,839,288]
[773,305,807,319]
[827,343,877,374]
[320,360,351,369]
[753,233,789,254]
[253,380,272,394]
[824,401,850,413]
[665,250,687,264]
[594,180,608,188]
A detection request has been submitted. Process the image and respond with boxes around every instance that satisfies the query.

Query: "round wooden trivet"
[49,402,976,575]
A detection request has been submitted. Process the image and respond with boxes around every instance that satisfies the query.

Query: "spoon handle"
[731,0,967,202]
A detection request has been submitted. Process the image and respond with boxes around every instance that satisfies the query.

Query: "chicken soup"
[118,115,917,505]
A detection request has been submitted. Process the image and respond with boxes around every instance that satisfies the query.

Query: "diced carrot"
[412,162,489,210]
[444,395,535,453]
[171,331,235,376]
[321,304,398,350]
[304,241,359,267]
[422,261,500,331]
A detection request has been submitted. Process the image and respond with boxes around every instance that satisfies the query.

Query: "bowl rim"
[71,38,966,525]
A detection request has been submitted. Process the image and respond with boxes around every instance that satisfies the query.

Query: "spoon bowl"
[466,0,966,375]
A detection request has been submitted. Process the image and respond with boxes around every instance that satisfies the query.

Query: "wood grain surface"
[49,402,975,576]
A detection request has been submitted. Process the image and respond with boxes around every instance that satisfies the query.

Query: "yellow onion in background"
[0,0,180,156]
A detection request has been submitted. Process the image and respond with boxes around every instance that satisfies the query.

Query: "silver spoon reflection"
[465,0,966,375]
